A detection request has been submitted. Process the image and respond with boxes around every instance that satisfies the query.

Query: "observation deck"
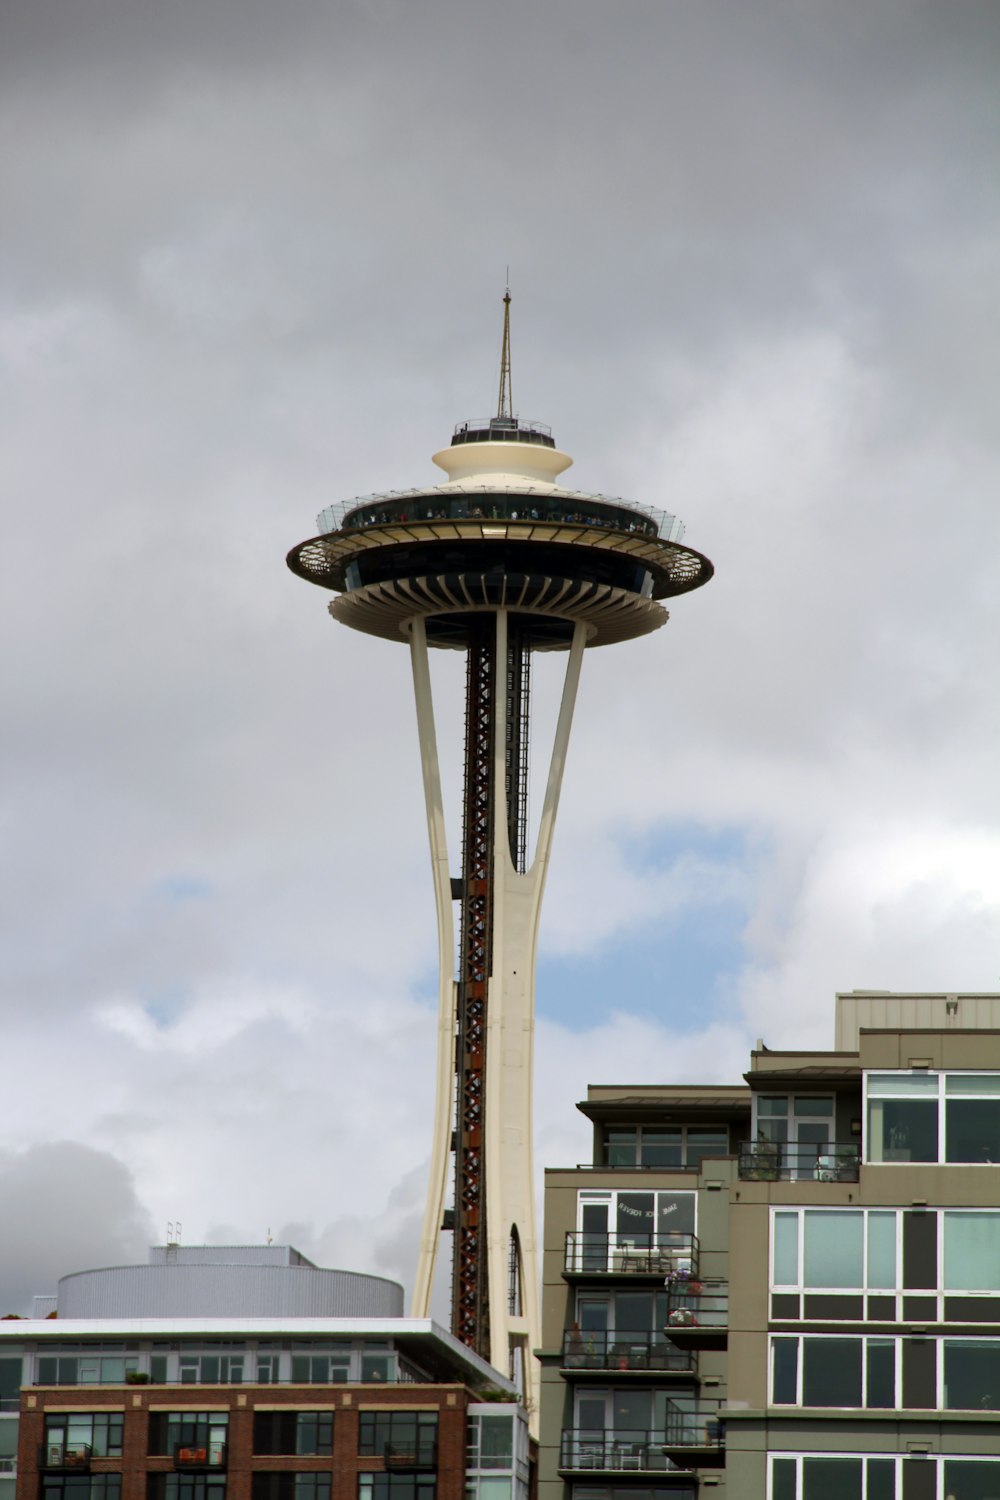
[286,420,713,649]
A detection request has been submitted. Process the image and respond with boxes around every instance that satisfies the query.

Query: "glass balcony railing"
[738,1142,860,1182]
[564,1232,698,1277]
[561,1329,695,1373]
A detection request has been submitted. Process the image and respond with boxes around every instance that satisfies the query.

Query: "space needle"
[286,293,713,1419]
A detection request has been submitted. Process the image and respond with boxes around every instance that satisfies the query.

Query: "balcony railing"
[738,1142,860,1182]
[384,1442,437,1471]
[561,1330,694,1373]
[662,1403,725,1464]
[564,1232,698,1277]
[40,1446,91,1472]
[559,1430,672,1472]
[665,1278,729,1349]
[174,1445,227,1470]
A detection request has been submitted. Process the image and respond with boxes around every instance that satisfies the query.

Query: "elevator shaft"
[453,618,531,1356]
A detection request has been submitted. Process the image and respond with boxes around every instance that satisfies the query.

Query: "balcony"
[384,1443,437,1472]
[559,1430,675,1473]
[738,1142,859,1182]
[174,1445,227,1470]
[564,1232,698,1278]
[40,1446,91,1472]
[561,1330,694,1376]
[664,1278,728,1350]
[660,1404,725,1469]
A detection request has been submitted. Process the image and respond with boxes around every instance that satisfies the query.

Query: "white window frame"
[863,1070,1000,1166]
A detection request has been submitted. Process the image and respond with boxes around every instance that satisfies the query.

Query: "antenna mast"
[496,281,512,419]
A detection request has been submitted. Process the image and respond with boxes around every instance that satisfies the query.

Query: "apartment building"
[0,1246,531,1500]
[538,992,1000,1500]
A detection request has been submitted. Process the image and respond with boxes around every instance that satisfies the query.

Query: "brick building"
[0,1247,531,1500]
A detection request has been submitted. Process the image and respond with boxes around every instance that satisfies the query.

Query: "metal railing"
[561,1330,694,1372]
[174,1444,227,1470]
[384,1442,438,1471]
[40,1446,91,1471]
[665,1278,728,1329]
[738,1142,860,1182]
[564,1231,698,1276]
[315,491,684,544]
[663,1403,724,1449]
[452,418,553,446]
[559,1430,670,1472]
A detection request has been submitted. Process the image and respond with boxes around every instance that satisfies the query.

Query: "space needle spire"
[286,298,713,1424]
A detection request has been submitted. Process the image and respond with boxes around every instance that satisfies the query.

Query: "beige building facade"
[538,992,1000,1500]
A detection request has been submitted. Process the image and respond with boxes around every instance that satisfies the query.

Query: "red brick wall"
[19,1385,473,1500]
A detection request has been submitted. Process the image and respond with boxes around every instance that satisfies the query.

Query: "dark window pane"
[942,1460,1000,1499]
[866,1341,895,1408]
[617,1196,653,1245]
[867,1296,896,1321]
[772,1458,796,1500]
[867,1459,895,1500]
[772,1339,798,1403]
[606,1131,638,1168]
[946,1099,1000,1163]
[684,1131,727,1168]
[802,1457,862,1500]
[944,1340,1000,1410]
[802,1339,862,1407]
[771,1294,800,1319]
[802,1295,863,1321]
[639,1131,681,1169]
[902,1297,936,1321]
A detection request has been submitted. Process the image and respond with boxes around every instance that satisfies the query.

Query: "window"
[147,1479,226,1500]
[148,1414,228,1462]
[290,1354,352,1384]
[252,1413,332,1456]
[943,1340,1000,1410]
[45,1414,123,1459]
[37,1356,138,1386]
[944,1212,1000,1291]
[251,1478,329,1500]
[43,1481,121,1500]
[0,1361,21,1406]
[358,1478,434,1500]
[256,1355,281,1384]
[179,1355,244,1385]
[772,1208,901,1293]
[770,1454,1000,1498]
[603,1127,728,1169]
[866,1071,1000,1165]
[770,1338,897,1409]
[358,1412,437,1464]
[943,1460,1000,1498]
[465,1414,511,1470]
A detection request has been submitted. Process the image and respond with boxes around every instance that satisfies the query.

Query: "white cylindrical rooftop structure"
[56,1246,403,1320]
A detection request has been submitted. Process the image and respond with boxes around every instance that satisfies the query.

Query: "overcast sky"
[2,0,999,1314]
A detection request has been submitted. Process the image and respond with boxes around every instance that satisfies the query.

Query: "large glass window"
[148,1479,225,1500]
[943,1460,1000,1498]
[252,1413,332,1456]
[358,1412,437,1463]
[251,1478,329,1500]
[290,1353,352,1383]
[358,1478,435,1500]
[944,1212,1000,1291]
[148,1414,228,1462]
[866,1073,939,1163]
[45,1414,123,1459]
[943,1340,1000,1410]
[43,1481,121,1500]
[607,1126,729,1170]
[803,1212,863,1288]
[802,1339,862,1407]
[37,1355,138,1386]
[179,1355,244,1385]
[866,1071,1000,1164]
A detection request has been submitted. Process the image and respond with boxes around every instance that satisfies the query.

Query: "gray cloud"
[0,0,998,1299]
